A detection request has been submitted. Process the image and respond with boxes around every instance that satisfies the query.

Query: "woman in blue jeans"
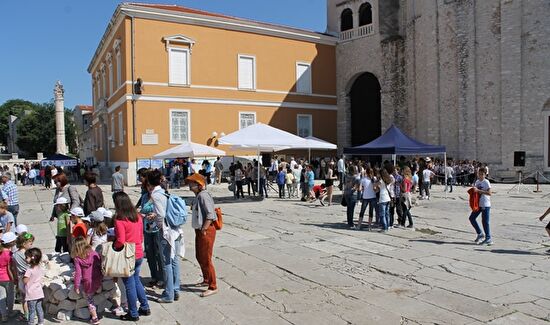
[469,168,493,245]
[374,169,393,232]
[140,189,165,289]
[114,192,150,321]
[343,166,361,229]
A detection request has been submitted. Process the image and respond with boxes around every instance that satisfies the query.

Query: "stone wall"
[42,253,120,321]
[329,0,550,179]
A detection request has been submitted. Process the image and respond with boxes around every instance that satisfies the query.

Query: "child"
[468,167,492,245]
[0,202,15,234]
[23,248,44,325]
[285,168,294,199]
[15,224,28,236]
[14,233,34,322]
[87,211,108,251]
[72,237,103,325]
[311,184,327,205]
[0,232,16,322]
[70,207,87,239]
[50,197,70,253]
[276,167,286,199]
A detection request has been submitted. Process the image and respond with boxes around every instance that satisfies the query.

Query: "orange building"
[88,3,337,184]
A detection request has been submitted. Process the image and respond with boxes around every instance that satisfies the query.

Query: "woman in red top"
[113,192,150,321]
[399,167,414,228]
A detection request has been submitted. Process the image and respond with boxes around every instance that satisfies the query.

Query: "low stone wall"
[42,253,119,321]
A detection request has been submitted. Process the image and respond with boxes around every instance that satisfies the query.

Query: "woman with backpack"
[186,173,218,297]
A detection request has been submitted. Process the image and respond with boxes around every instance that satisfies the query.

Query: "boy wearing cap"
[0,202,15,234]
[70,207,87,239]
[51,197,70,253]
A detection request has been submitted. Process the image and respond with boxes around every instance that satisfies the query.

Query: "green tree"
[15,102,77,157]
[0,99,35,145]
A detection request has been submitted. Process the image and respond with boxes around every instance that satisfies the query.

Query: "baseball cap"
[15,224,28,235]
[54,197,69,205]
[81,216,91,223]
[97,207,113,219]
[90,210,104,223]
[1,232,17,244]
[70,207,85,217]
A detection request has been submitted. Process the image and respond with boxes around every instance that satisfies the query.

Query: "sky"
[0,1,327,109]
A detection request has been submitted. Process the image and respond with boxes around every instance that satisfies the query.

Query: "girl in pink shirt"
[72,237,102,325]
[23,248,44,325]
[0,233,16,322]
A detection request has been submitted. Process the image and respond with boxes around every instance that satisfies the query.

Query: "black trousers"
[55,236,69,253]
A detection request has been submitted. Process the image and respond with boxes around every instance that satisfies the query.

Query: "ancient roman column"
[54,81,67,154]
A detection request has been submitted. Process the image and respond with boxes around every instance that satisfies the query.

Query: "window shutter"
[296,64,311,94]
[238,56,254,89]
[169,49,188,85]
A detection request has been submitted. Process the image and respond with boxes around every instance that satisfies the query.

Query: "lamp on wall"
[208,131,224,146]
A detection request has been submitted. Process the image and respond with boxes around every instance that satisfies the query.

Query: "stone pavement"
[15,182,550,324]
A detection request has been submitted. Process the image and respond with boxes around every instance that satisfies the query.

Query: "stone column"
[54,81,67,154]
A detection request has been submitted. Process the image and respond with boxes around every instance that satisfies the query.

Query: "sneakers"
[200,289,218,297]
[474,233,485,244]
[481,239,494,246]
[349,225,356,230]
[112,306,126,317]
[90,318,101,325]
[138,308,151,316]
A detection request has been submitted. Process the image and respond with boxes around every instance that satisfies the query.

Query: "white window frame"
[237,54,256,90]
[168,47,191,86]
[118,111,124,146]
[297,114,313,137]
[295,62,312,94]
[239,111,256,129]
[110,115,115,148]
[169,109,191,144]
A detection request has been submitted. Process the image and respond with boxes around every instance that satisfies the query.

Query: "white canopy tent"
[218,123,311,193]
[303,136,337,162]
[153,141,226,159]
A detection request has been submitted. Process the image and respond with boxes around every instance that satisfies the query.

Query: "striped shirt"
[1,181,19,206]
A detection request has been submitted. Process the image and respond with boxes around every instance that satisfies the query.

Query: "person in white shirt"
[337,157,345,190]
[469,167,492,245]
[357,168,377,230]
[421,168,435,200]
[444,162,454,193]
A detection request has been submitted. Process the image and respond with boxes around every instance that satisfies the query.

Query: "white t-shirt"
[378,179,391,203]
[445,166,454,178]
[422,169,434,182]
[360,177,376,199]
[475,179,491,207]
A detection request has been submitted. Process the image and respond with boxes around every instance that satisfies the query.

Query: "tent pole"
[392,154,396,166]
[257,146,261,195]
[308,148,311,163]
[444,152,447,199]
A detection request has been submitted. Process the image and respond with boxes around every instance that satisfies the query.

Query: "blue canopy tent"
[344,125,448,197]
[343,125,446,155]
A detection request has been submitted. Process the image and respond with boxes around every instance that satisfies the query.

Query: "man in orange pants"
[186,173,218,297]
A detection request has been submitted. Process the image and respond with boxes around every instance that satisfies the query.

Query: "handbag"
[341,195,348,207]
[100,242,136,278]
[213,207,223,230]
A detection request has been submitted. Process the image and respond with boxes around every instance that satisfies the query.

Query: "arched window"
[359,2,372,26]
[340,8,353,31]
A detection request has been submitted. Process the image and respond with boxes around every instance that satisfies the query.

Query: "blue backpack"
[164,193,187,228]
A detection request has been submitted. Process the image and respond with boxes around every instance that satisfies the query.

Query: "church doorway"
[349,72,381,146]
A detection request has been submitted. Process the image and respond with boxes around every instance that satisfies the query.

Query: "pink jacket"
[74,250,103,295]
[114,214,144,260]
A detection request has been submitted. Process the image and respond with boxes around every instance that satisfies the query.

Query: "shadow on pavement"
[476,248,546,256]
[409,239,476,245]
[301,222,357,230]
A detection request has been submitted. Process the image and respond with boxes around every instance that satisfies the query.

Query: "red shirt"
[114,214,144,260]
[312,185,323,195]
[0,250,12,282]
[72,222,87,238]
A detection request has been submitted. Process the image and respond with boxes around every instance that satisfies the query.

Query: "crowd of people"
[0,165,219,324]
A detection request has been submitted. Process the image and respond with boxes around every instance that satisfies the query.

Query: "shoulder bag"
[100,242,136,278]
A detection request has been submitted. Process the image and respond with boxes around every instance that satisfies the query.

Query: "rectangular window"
[238,55,255,90]
[297,114,312,137]
[170,110,190,143]
[98,124,103,150]
[296,62,312,94]
[169,48,189,85]
[118,112,124,146]
[110,115,115,147]
[101,70,106,99]
[116,51,122,87]
[239,112,256,129]
[108,62,114,96]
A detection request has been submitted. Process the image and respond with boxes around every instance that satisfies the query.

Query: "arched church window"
[359,2,373,26]
[340,8,353,31]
